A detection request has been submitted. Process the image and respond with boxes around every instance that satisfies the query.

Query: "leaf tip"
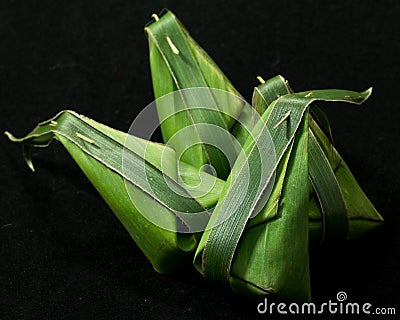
[4,131,17,142]
[355,87,373,105]
[5,132,36,172]
[364,87,373,98]
[151,13,160,22]
[22,145,35,172]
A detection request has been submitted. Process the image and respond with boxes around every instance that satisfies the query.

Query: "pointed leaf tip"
[365,87,373,98]
[4,131,17,142]
[23,145,35,172]
[353,87,373,104]
[5,131,36,172]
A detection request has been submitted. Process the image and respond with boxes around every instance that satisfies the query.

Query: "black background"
[1,0,399,319]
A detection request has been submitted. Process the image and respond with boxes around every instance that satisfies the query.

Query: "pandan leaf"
[253,75,383,242]
[308,129,348,244]
[5,111,223,273]
[231,113,310,301]
[194,88,371,301]
[230,75,292,147]
[309,103,335,145]
[254,77,348,244]
[145,9,382,245]
[145,10,244,178]
[309,117,384,240]
[6,9,384,303]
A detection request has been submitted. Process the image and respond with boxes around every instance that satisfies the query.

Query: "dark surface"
[1,0,399,319]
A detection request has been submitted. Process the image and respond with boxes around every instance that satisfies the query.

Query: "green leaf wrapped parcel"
[6,10,383,302]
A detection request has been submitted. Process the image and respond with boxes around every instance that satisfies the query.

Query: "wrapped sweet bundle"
[6,10,383,302]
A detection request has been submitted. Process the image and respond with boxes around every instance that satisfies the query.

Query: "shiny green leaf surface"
[5,111,223,272]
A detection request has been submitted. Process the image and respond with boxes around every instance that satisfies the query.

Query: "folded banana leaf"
[5,111,224,273]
